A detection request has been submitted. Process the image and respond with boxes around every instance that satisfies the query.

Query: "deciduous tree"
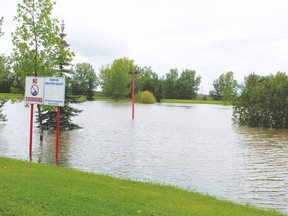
[12,0,63,139]
[100,57,136,101]
[71,62,98,100]
[210,71,238,104]
[233,72,288,128]
[178,69,201,99]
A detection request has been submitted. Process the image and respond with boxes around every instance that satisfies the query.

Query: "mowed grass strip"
[161,98,226,105]
[0,157,285,216]
[0,93,23,100]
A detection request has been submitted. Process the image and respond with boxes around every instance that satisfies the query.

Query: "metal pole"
[29,104,34,161]
[132,72,135,119]
[56,106,60,163]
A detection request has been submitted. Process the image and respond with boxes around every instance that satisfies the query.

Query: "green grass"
[0,93,24,100]
[0,93,228,105]
[0,157,284,216]
[161,98,227,105]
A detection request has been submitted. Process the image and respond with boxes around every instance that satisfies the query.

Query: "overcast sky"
[1,0,288,93]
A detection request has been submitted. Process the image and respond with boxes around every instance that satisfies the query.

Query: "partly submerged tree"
[12,0,67,139]
[0,100,7,122]
[0,18,7,122]
[42,21,82,130]
[210,71,238,104]
[100,57,136,101]
[233,72,288,128]
[71,62,98,100]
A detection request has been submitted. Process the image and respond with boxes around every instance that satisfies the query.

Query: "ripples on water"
[0,101,287,213]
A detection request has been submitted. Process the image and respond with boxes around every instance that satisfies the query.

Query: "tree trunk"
[37,104,43,141]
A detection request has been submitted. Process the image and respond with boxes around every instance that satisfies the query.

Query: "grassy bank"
[0,93,23,100]
[0,157,284,216]
[0,93,228,105]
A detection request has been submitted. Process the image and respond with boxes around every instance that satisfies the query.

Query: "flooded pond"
[0,101,287,213]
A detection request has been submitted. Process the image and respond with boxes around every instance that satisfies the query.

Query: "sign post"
[29,104,34,161]
[25,77,44,161]
[129,71,137,119]
[43,77,65,163]
[25,76,65,163]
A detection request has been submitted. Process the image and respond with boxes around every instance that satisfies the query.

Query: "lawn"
[0,157,284,216]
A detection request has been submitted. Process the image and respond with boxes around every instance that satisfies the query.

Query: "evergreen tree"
[42,21,82,130]
[0,100,7,122]
[0,17,7,122]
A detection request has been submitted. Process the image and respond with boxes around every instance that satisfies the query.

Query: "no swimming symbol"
[30,84,39,96]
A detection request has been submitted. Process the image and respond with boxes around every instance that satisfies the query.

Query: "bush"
[233,72,288,128]
[135,91,156,104]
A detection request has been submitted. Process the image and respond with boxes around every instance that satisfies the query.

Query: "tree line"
[1,0,288,130]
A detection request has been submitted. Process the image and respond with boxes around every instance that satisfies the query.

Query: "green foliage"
[210,71,239,104]
[41,101,82,130]
[0,157,283,216]
[233,72,288,128]
[0,55,13,93]
[99,57,136,101]
[0,16,4,37]
[136,66,163,102]
[163,68,179,99]
[0,100,7,122]
[178,69,201,99]
[135,90,156,104]
[163,68,201,99]
[12,0,61,90]
[71,62,98,100]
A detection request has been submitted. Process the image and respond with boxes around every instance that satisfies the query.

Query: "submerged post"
[29,104,34,161]
[56,106,61,163]
[129,71,138,119]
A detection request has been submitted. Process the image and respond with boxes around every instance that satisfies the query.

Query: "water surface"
[0,101,287,213]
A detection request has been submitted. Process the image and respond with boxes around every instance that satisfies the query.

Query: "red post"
[56,106,61,163]
[29,104,34,161]
[132,72,135,119]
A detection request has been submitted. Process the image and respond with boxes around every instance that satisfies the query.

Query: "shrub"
[135,91,156,104]
[233,72,288,128]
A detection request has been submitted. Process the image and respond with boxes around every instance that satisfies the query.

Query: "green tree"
[42,21,82,131]
[0,16,4,38]
[100,57,136,101]
[163,68,179,99]
[210,71,238,104]
[233,72,288,128]
[178,69,201,99]
[71,62,98,100]
[12,0,62,140]
[0,100,7,122]
[0,55,13,93]
[137,66,163,102]
[0,17,7,122]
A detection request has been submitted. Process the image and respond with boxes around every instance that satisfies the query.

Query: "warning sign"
[25,76,66,107]
[25,77,44,104]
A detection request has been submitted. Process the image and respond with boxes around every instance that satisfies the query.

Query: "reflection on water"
[0,101,287,213]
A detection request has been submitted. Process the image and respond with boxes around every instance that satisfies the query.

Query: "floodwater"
[0,101,287,213]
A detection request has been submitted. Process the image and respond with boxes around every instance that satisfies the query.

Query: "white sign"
[25,77,45,104]
[43,77,65,107]
[25,77,66,107]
